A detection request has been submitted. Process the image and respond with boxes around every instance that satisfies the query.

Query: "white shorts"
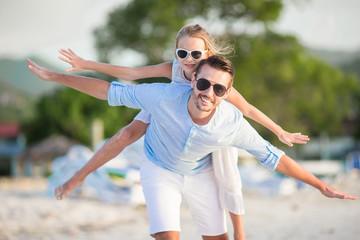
[140,158,227,236]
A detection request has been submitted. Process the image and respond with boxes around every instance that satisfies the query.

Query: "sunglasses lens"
[177,50,188,59]
[196,78,227,97]
[213,85,227,97]
[191,51,202,60]
[196,78,210,91]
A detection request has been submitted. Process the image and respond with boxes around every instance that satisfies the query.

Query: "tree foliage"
[230,32,359,139]
[92,0,359,141]
[94,0,283,63]
[24,85,139,145]
[24,0,360,145]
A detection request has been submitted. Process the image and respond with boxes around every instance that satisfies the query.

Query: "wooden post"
[91,119,104,150]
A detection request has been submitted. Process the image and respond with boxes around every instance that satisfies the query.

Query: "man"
[27,56,356,240]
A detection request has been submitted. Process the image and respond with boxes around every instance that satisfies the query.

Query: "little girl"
[56,24,309,239]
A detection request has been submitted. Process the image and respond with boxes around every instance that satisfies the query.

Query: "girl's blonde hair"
[175,24,233,56]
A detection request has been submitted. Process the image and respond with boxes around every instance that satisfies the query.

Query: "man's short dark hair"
[195,55,235,88]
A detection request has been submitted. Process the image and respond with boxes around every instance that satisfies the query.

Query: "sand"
[0,174,359,240]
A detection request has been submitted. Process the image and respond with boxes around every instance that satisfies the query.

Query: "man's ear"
[223,86,232,100]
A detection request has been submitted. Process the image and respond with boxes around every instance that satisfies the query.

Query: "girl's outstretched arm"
[226,88,310,147]
[55,120,148,200]
[27,59,109,100]
[59,48,173,80]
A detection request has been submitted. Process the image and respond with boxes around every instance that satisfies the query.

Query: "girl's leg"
[202,233,228,240]
[55,119,149,199]
[229,213,246,240]
[154,231,180,240]
[211,147,246,240]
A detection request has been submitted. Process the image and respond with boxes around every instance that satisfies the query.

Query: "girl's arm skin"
[59,48,173,80]
[55,120,148,200]
[27,59,110,100]
[27,56,173,99]
[276,155,357,200]
[226,88,310,147]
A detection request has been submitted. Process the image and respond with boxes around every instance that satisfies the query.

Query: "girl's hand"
[278,131,310,147]
[27,58,53,81]
[54,174,85,200]
[59,48,86,72]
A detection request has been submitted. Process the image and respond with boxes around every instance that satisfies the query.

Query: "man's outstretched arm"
[55,119,148,200]
[27,59,110,100]
[275,155,357,200]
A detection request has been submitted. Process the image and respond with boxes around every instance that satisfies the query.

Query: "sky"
[0,0,359,68]
[275,0,360,51]
[0,0,127,67]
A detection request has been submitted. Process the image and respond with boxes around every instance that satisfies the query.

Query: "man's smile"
[200,95,213,104]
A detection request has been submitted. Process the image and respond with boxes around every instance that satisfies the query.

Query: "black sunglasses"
[195,78,228,97]
[176,48,208,60]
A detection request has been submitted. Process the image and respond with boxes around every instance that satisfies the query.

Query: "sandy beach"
[0,174,359,240]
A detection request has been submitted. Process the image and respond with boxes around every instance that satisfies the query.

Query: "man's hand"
[27,59,54,81]
[276,155,357,201]
[278,131,310,147]
[320,185,357,200]
[59,48,86,72]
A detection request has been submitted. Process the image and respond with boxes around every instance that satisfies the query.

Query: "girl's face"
[176,35,211,80]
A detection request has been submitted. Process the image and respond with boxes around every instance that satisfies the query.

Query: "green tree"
[93,0,359,142]
[230,32,359,139]
[94,0,283,63]
[24,0,360,145]
[24,84,139,145]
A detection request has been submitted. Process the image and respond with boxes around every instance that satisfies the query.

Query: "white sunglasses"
[176,48,208,60]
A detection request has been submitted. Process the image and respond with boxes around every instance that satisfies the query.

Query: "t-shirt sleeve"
[232,117,285,171]
[134,110,152,124]
[107,81,165,113]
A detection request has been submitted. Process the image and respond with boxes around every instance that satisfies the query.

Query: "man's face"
[190,64,232,113]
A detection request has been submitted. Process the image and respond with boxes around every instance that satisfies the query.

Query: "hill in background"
[0,57,62,97]
[0,80,34,122]
[308,48,360,78]
[0,57,63,122]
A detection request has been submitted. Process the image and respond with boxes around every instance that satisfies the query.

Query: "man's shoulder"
[169,81,192,89]
[220,100,243,114]
[138,81,190,91]
[137,82,191,105]
[217,101,244,122]
[162,82,192,103]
